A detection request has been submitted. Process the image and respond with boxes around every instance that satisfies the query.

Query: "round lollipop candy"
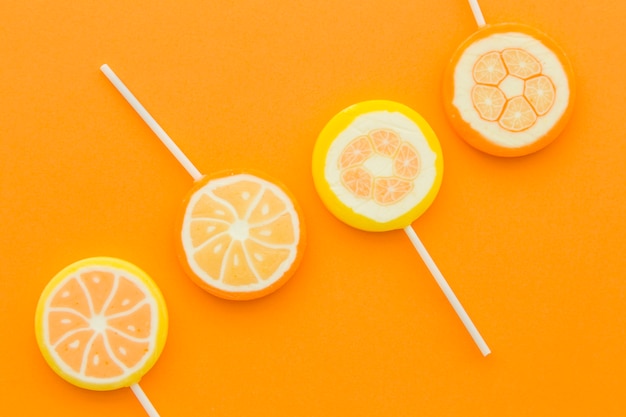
[443,0,575,157]
[313,100,443,232]
[100,65,305,301]
[35,257,167,416]
[177,170,304,300]
[313,100,490,356]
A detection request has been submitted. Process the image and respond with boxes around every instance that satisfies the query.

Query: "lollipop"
[100,65,305,301]
[313,100,490,355]
[443,0,575,157]
[35,257,168,416]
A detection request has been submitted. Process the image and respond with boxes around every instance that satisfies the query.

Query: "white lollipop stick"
[100,64,203,181]
[130,383,160,417]
[467,0,486,27]
[403,226,490,356]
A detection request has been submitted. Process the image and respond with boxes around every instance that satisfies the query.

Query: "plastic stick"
[467,0,486,27]
[130,383,160,417]
[403,226,490,356]
[100,64,203,181]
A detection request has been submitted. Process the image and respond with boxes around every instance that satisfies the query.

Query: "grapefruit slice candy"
[35,257,168,391]
[177,171,305,300]
[312,100,443,232]
[443,23,575,156]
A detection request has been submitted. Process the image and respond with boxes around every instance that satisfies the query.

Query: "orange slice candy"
[35,257,168,391]
[443,23,575,157]
[99,65,306,302]
[312,100,443,232]
[177,171,305,300]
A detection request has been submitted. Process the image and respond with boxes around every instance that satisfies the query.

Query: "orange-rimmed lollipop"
[443,1,575,157]
[35,257,168,416]
[313,100,490,356]
[100,65,305,301]
[176,170,304,300]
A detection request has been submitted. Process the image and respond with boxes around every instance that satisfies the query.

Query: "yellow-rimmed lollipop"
[314,101,443,232]
[35,257,168,416]
[313,100,490,356]
[100,65,305,301]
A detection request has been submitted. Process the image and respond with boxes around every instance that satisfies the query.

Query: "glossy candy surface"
[443,23,575,157]
[313,100,443,232]
[176,170,306,300]
[35,257,168,391]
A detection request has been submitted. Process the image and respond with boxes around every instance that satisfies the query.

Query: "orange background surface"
[1,0,625,415]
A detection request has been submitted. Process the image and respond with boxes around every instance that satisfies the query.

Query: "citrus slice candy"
[472,51,507,85]
[471,85,506,121]
[341,166,373,198]
[498,96,537,131]
[501,48,542,79]
[177,171,305,300]
[35,257,168,391]
[443,23,575,157]
[312,100,443,232]
[339,135,373,169]
[524,75,556,116]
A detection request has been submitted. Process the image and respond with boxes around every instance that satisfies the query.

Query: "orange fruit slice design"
[312,100,443,232]
[373,177,413,205]
[369,128,402,157]
[35,257,168,391]
[501,48,542,79]
[177,171,305,300]
[524,75,556,116]
[471,85,506,121]
[341,167,373,198]
[338,136,373,169]
[472,51,507,85]
[469,47,548,133]
[498,96,537,132]
[336,128,419,206]
[471,49,552,132]
[443,23,575,157]
[393,142,421,179]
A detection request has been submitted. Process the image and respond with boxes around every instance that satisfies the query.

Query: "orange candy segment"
[471,85,506,121]
[501,48,542,79]
[340,127,423,207]
[338,128,426,206]
[373,177,414,205]
[341,167,373,198]
[443,23,575,157]
[393,143,421,180]
[369,128,402,157]
[35,257,168,391]
[177,171,305,300]
[472,51,507,85]
[525,75,556,115]
[312,100,443,232]
[338,135,373,169]
[498,96,537,132]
